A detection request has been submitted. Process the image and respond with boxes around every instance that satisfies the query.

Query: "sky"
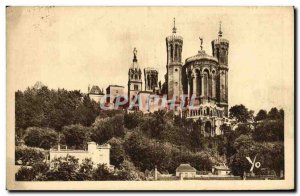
[6,7,294,112]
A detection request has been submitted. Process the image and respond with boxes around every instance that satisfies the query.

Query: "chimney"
[87,142,97,152]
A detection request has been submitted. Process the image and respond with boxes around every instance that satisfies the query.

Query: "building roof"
[106,85,125,89]
[212,38,229,44]
[176,164,197,172]
[89,85,104,95]
[185,50,218,64]
[213,166,231,171]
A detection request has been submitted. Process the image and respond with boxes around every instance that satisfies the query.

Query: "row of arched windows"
[189,69,216,98]
[188,107,223,118]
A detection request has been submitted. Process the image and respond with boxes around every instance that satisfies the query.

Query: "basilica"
[91,19,230,136]
[128,19,229,136]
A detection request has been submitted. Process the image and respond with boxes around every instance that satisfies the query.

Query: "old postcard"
[6,6,294,190]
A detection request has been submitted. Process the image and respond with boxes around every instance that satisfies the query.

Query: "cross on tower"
[172,17,177,34]
[218,21,223,37]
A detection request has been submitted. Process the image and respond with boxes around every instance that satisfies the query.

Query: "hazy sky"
[7,7,294,112]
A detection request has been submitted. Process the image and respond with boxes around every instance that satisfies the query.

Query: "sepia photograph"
[6,6,294,190]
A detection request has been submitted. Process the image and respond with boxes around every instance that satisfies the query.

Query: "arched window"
[203,69,209,97]
[196,70,201,96]
[170,45,173,60]
[212,70,216,98]
[175,44,178,60]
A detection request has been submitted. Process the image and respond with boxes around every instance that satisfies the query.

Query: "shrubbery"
[15,146,45,166]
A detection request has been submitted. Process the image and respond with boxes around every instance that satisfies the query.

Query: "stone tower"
[211,22,229,116]
[144,68,158,92]
[166,18,183,100]
[128,48,142,104]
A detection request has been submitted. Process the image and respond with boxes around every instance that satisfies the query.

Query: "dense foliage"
[16,86,99,135]
[15,84,285,180]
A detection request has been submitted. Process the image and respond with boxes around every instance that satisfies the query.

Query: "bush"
[91,114,125,144]
[23,127,58,149]
[15,146,45,166]
[253,120,284,142]
[16,162,49,181]
[108,137,125,168]
[62,124,91,149]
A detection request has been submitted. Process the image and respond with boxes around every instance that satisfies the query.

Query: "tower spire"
[172,17,177,34]
[218,21,223,38]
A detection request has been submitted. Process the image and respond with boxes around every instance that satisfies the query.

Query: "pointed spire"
[133,47,138,62]
[172,17,177,34]
[218,21,223,38]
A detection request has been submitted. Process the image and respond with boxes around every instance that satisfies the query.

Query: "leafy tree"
[235,124,252,135]
[76,158,94,180]
[139,111,165,139]
[92,164,115,180]
[62,124,91,149]
[15,85,99,132]
[15,166,37,181]
[45,156,80,181]
[91,114,125,144]
[15,146,45,165]
[267,107,281,120]
[229,104,251,123]
[255,109,268,121]
[117,160,145,181]
[124,112,142,130]
[229,135,256,176]
[73,96,100,127]
[252,120,284,142]
[108,137,125,168]
[23,127,58,149]
[16,162,48,181]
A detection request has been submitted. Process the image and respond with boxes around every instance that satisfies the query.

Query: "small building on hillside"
[88,85,104,103]
[175,163,197,178]
[212,165,231,176]
[49,142,111,168]
[106,85,125,109]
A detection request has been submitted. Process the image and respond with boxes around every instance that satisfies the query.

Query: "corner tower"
[211,22,229,116]
[128,48,142,105]
[166,18,183,99]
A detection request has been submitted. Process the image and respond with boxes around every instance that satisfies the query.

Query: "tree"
[267,107,281,120]
[92,164,115,180]
[23,127,58,149]
[15,146,45,166]
[252,120,284,142]
[108,137,125,168]
[44,156,80,181]
[16,162,48,181]
[235,124,252,135]
[229,104,251,123]
[230,135,256,176]
[91,114,125,144]
[62,124,91,149]
[73,95,100,127]
[255,110,267,121]
[124,112,142,130]
[76,158,94,180]
[117,160,145,181]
